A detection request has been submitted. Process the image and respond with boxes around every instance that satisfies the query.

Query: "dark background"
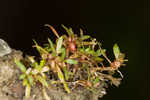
[0,0,150,100]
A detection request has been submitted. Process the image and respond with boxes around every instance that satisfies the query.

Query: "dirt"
[0,49,106,100]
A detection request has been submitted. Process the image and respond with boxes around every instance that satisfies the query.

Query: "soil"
[0,49,106,100]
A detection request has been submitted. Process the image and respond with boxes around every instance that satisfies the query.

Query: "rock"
[0,49,23,100]
[0,49,23,84]
[0,39,12,57]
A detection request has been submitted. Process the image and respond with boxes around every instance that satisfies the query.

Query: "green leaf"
[61,24,74,37]
[39,59,46,68]
[36,75,48,87]
[86,66,91,81]
[80,35,90,40]
[56,36,63,54]
[85,47,91,52]
[56,65,65,82]
[79,48,84,53]
[96,49,102,56]
[60,47,66,60]
[44,44,52,52]
[113,43,120,59]
[85,47,97,56]
[65,59,78,65]
[93,77,100,85]
[63,67,70,80]
[33,62,39,69]
[48,38,56,53]
[27,75,33,86]
[63,82,71,93]
[33,40,49,54]
[19,74,26,80]
[15,59,26,73]
[33,40,40,53]
[56,65,71,93]
[100,49,107,56]
[23,79,28,86]
[94,57,104,62]
[89,50,96,55]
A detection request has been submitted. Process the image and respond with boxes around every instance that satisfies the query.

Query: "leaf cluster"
[14,25,127,98]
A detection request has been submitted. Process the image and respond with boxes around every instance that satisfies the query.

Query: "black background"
[0,0,150,100]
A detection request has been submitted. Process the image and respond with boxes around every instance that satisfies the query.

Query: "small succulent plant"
[15,24,127,99]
